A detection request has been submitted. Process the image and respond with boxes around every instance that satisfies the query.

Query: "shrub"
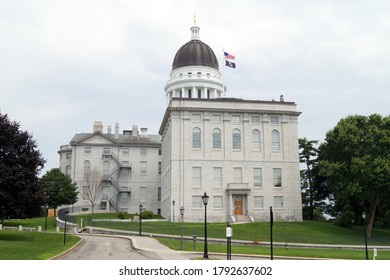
[117,212,127,219]
[333,205,354,228]
[141,210,153,220]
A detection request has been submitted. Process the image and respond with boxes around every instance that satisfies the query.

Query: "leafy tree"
[42,168,78,215]
[0,113,46,222]
[319,114,390,236]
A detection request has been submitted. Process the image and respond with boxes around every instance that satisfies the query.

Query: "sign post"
[226,223,232,260]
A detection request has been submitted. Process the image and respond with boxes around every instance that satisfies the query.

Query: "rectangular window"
[271,116,280,124]
[158,149,162,155]
[140,187,146,202]
[192,196,203,209]
[122,161,130,175]
[233,167,242,183]
[157,187,161,202]
[212,115,221,124]
[192,114,201,123]
[66,153,72,159]
[197,89,202,99]
[84,147,91,154]
[192,167,202,188]
[273,168,282,187]
[122,148,129,155]
[251,115,261,123]
[103,147,110,155]
[140,148,147,156]
[188,89,192,98]
[254,196,264,209]
[158,162,162,174]
[232,115,241,124]
[213,167,222,188]
[253,168,262,187]
[140,161,147,175]
[120,193,129,203]
[274,196,284,208]
[213,196,223,209]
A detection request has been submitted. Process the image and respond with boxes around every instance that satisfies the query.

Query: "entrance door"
[234,199,243,215]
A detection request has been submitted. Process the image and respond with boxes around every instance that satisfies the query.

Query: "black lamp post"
[362,212,369,260]
[202,192,209,259]
[139,204,143,236]
[180,206,185,250]
[172,200,175,223]
[44,205,48,231]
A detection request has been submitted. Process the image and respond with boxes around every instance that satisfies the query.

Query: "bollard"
[56,226,60,233]
[38,226,42,232]
[89,227,93,234]
[18,225,23,231]
[0,224,2,230]
[74,227,78,234]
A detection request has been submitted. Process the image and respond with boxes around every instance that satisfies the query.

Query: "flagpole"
[222,49,226,97]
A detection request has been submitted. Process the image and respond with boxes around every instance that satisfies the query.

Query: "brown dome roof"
[172,39,219,70]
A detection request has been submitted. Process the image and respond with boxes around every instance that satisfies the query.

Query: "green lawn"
[0,231,80,260]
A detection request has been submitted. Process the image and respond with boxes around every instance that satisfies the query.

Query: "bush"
[141,210,153,220]
[333,205,354,228]
[117,212,127,219]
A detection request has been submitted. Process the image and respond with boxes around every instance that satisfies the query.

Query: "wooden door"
[234,199,243,215]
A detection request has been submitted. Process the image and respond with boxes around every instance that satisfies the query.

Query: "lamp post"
[44,205,48,231]
[362,212,368,260]
[139,204,143,236]
[172,200,175,223]
[202,192,209,260]
[180,206,185,250]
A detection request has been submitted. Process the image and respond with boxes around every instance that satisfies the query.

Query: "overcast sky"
[1,0,389,174]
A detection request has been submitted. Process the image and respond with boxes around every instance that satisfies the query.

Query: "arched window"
[83,160,91,179]
[192,127,201,148]
[252,129,261,151]
[272,130,280,151]
[213,128,221,149]
[232,129,241,149]
[65,165,71,177]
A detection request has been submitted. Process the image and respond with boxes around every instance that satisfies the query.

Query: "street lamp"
[362,212,368,260]
[43,205,49,231]
[139,204,143,236]
[202,192,209,259]
[180,206,185,250]
[172,200,175,223]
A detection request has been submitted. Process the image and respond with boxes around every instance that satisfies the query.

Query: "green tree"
[0,113,46,222]
[319,114,390,236]
[42,168,78,215]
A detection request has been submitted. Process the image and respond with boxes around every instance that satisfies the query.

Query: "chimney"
[107,125,112,134]
[132,125,138,136]
[140,125,148,134]
[115,123,119,139]
[280,94,285,102]
[93,121,103,133]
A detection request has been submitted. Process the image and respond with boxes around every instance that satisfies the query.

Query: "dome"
[172,25,219,71]
[172,39,219,70]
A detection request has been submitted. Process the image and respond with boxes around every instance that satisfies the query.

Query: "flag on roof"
[224,51,235,60]
[225,60,236,68]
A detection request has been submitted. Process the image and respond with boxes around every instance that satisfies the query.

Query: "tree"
[41,168,78,215]
[0,113,46,222]
[81,168,103,218]
[319,114,390,236]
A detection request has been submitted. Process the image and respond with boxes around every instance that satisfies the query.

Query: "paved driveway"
[54,235,160,260]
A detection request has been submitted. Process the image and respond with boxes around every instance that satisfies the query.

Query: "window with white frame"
[212,128,221,149]
[254,196,264,209]
[252,129,261,151]
[66,153,72,159]
[271,130,281,151]
[274,196,283,208]
[103,161,110,178]
[83,160,91,179]
[213,167,222,188]
[140,148,147,156]
[251,115,261,124]
[232,129,241,149]
[140,187,146,202]
[192,128,201,148]
[192,196,203,209]
[192,167,202,188]
[212,115,221,124]
[122,148,129,155]
[140,161,147,175]
[157,187,161,202]
[213,196,223,209]
[192,114,201,123]
[120,192,129,203]
[122,161,130,175]
[271,116,280,125]
[84,147,91,154]
[253,168,262,187]
[232,115,241,124]
[273,168,282,187]
[103,147,110,155]
[233,167,242,183]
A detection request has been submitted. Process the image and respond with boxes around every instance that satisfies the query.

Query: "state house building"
[59,23,302,222]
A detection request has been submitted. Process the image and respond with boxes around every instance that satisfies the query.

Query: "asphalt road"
[55,235,160,260]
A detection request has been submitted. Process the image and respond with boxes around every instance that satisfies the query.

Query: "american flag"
[224,51,235,60]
